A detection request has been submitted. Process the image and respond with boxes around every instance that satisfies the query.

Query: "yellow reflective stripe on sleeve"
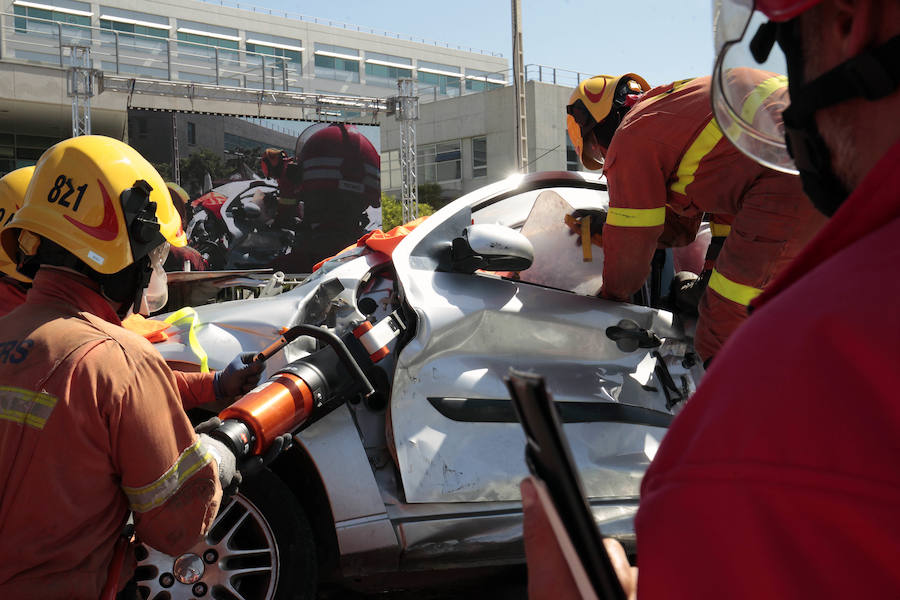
[710,223,732,238]
[670,119,724,196]
[708,269,763,306]
[726,75,788,141]
[606,206,667,227]
[122,439,213,513]
[0,386,57,430]
[163,307,209,373]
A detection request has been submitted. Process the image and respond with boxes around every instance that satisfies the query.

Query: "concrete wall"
[380,80,579,201]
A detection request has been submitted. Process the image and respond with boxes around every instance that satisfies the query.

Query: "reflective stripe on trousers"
[708,268,763,306]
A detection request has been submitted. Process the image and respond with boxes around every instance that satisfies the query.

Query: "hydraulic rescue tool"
[102,318,404,600]
[209,317,404,461]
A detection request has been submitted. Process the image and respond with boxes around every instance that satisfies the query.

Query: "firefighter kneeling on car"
[0,136,266,599]
[566,70,826,364]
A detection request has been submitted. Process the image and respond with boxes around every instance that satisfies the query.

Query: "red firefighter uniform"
[0,269,221,599]
[0,275,27,317]
[600,73,826,361]
[0,295,216,410]
[636,139,900,600]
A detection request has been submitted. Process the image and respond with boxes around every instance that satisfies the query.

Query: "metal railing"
[1,12,302,91]
[0,13,589,104]
[195,0,504,57]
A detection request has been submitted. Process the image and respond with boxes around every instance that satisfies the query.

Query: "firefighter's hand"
[565,209,606,247]
[239,433,293,482]
[214,352,265,400]
[198,432,242,498]
[671,270,710,317]
[604,538,638,600]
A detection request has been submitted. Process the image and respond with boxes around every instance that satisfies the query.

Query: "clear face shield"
[143,242,170,314]
[712,0,795,173]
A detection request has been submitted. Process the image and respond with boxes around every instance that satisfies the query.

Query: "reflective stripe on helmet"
[606,206,666,228]
[0,386,57,430]
[122,439,212,513]
[708,268,763,306]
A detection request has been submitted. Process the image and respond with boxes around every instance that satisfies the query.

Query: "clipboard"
[505,369,627,600]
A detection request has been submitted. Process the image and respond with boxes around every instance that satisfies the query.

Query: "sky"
[235,0,717,88]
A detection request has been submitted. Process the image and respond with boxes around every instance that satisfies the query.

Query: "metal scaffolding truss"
[103,75,393,125]
[65,45,101,137]
[395,78,419,223]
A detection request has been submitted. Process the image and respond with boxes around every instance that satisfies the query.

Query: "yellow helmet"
[0,166,35,282]
[1,135,186,277]
[566,73,650,169]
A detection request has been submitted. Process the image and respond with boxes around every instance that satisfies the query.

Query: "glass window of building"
[187,122,196,145]
[417,61,462,98]
[314,43,360,83]
[364,52,412,88]
[99,7,169,39]
[246,34,304,91]
[176,21,239,60]
[418,140,462,183]
[472,137,487,178]
[13,0,91,40]
[465,69,507,92]
[382,150,402,191]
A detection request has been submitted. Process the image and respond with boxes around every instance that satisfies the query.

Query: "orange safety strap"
[121,314,171,343]
[312,216,430,271]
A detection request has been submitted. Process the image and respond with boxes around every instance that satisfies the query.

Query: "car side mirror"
[450,224,534,274]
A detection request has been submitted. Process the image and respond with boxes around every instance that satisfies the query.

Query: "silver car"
[143,170,702,600]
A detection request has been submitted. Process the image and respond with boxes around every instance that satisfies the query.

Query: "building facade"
[379,79,585,201]
[0,0,508,174]
[0,0,590,205]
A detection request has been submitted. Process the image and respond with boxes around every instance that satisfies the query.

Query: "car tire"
[134,468,317,600]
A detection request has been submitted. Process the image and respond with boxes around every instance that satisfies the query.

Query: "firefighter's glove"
[565,209,607,262]
[198,431,242,498]
[214,352,265,401]
[671,270,711,317]
[239,433,293,482]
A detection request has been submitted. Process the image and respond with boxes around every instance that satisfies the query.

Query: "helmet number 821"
[47,174,87,212]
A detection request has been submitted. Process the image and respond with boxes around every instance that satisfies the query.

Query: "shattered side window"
[514,189,608,296]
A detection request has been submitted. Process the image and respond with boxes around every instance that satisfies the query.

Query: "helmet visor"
[712,0,796,173]
[145,242,169,313]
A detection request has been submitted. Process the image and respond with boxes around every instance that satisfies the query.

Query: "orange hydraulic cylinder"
[218,373,314,455]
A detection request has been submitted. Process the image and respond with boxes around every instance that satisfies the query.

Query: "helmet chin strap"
[777,21,900,216]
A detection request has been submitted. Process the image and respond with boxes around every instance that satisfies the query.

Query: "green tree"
[380,193,434,230]
[152,161,173,181]
[419,182,452,210]
[179,148,229,197]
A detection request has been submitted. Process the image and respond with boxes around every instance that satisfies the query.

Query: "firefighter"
[627,0,900,597]
[271,123,382,273]
[566,71,826,363]
[0,167,34,315]
[0,136,251,598]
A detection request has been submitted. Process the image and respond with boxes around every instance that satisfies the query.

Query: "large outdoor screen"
[128,109,382,275]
